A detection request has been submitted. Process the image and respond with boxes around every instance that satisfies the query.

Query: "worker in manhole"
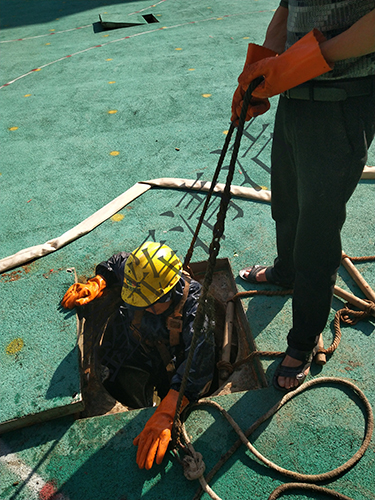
[61,242,215,469]
[232,2,375,391]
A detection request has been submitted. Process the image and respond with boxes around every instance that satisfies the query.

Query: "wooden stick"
[315,334,326,365]
[219,300,235,382]
[341,252,375,303]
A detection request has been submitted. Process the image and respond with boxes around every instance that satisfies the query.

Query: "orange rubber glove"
[231,44,277,123]
[61,275,107,309]
[133,389,189,470]
[236,29,333,104]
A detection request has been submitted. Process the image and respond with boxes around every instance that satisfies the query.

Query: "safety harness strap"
[129,272,191,360]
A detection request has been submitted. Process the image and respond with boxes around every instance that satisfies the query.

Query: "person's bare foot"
[277,354,311,390]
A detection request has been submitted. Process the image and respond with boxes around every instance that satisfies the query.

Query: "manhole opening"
[77,259,265,419]
[142,14,159,24]
[95,13,159,33]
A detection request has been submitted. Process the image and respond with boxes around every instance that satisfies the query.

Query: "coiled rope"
[183,377,373,500]
[267,483,353,500]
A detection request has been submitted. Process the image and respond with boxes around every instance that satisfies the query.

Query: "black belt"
[281,77,374,101]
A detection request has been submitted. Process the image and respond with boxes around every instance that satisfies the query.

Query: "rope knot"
[340,303,373,325]
[364,300,375,317]
[216,359,234,376]
[182,451,206,480]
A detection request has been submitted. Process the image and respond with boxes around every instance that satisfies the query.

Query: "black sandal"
[239,265,292,288]
[273,346,318,393]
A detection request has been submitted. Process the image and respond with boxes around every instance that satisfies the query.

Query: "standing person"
[232,2,375,392]
[62,242,215,469]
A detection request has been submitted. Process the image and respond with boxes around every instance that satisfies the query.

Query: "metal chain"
[172,77,264,446]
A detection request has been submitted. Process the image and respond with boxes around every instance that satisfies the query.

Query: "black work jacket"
[96,252,215,401]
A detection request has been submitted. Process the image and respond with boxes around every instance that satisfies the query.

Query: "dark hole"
[142,14,159,24]
[96,14,144,32]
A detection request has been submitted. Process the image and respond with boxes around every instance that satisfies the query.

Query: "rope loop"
[188,377,373,500]
[341,307,369,325]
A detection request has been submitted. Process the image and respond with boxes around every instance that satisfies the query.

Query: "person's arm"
[320,9,375,62]
[95,251,130,287]
[263,6,288,54]
[61,252,129,309]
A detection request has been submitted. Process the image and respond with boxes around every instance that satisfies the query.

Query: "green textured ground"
[1,1,375,499]
[0,267,83,433]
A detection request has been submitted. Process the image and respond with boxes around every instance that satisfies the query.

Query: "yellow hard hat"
[121,242,183,307]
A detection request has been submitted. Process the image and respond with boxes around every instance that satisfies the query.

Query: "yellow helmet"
[121,242,183,307]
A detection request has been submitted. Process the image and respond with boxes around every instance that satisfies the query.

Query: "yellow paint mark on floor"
[108,110,118,114]
[202,94,212,98]
[24,94,31,97]
[223,130,228,135]
[188,68,195,71]
[111,213,124,222]
[106,58,113,61]
[6,338,24,355]
[9,127,18,131]
[175,47,182,50]
[110,151,120,156]
[108,81,116,84]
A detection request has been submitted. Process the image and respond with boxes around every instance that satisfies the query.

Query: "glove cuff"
[159,389,189,413]
[87,275,107,292]
[286,28,333,74]
[245,43,278,66]
[238,44,278,86]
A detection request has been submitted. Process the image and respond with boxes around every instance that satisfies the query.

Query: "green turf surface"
[0,382,374,500]
[0,266,83,433]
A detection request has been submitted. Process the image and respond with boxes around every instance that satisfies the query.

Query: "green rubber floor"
[0,266,83,434]
[1,0,375,499]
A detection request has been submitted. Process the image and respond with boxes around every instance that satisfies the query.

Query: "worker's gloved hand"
[133,389,189,470]
[236,29,333,107]
[231,44,277,124]
[61,275,107,309]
